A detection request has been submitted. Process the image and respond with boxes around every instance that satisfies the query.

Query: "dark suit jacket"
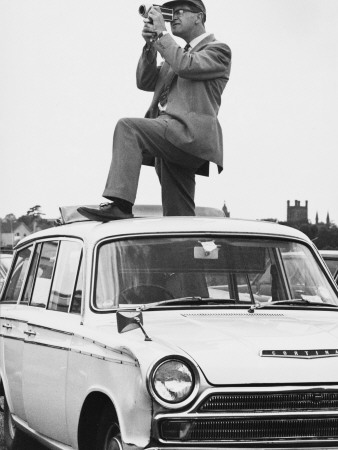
[136,33,231,176]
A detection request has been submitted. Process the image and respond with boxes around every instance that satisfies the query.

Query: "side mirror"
[116,310,151,341]
[116,310,143,333]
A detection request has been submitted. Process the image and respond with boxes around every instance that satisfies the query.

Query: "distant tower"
[315,212,319,225]
[287,200,308,223]
[326,212,331,226]
[222,202,230,218]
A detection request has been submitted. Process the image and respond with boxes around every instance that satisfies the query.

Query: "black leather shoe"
[77,203,133,222]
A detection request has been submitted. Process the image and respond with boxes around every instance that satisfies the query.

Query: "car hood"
[142,308,338,385]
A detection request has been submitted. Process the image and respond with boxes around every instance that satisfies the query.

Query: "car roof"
[15,215,310,249]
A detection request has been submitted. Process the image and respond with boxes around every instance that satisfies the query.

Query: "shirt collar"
[188,32,211,50]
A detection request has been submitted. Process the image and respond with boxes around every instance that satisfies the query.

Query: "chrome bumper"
[145,447,338,450]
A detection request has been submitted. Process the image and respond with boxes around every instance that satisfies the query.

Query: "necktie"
[158,43,191,107]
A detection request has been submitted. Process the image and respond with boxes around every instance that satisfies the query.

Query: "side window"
[48,241,82,313]
[21,243,42,304]
[30,241,59,308]
[1,246,33,303]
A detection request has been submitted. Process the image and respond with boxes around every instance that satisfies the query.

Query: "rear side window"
[48,241,82,312]
[21,243,42,304]
[1,246,33,303]
[30,241,59,308]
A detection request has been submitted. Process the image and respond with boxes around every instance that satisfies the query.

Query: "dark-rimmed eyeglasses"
[173,8,200,18]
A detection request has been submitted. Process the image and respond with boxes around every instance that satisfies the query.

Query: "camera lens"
[139,5,146,16]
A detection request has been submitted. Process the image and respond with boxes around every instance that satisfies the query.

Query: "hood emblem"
[261,349,338,359]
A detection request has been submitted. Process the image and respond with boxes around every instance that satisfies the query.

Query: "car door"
[0,245,33,422]
[21,238,83,444]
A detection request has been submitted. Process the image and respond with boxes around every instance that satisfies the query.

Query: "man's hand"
[142,18,157,44]
[141,7,167,44]
[148,6,167,34]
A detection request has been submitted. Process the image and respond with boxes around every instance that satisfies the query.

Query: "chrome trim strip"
[70,349,138,366]
[157,439,338,446]
[0,316,28,324]
[27,324,74,335]
[19,340,138,366]
[25,341,69,351]
[261,349,338,359]
[15,235,84,252]
[182,312,285,317]
[147,447,338,450]
[155,410,338,419]
[74,334,138,361]
[0,334,25,342]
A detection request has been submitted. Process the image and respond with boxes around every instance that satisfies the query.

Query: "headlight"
[148,357,199,408]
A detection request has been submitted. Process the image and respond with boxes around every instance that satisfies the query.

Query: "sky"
[1,0,337,224]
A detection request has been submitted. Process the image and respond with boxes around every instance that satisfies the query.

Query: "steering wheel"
[118,284,175,305]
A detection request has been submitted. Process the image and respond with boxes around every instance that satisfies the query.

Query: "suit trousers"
[103,115,204,216]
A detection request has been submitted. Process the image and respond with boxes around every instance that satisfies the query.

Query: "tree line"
[279,221,338,250]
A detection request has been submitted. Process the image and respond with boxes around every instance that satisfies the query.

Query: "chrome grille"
[160,417,338,441]
[199,391,338,412]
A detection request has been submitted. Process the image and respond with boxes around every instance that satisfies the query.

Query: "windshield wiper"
[140,297,236,310]
[248,298,338,313]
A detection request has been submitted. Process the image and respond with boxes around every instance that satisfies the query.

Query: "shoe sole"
[77,207,133,222]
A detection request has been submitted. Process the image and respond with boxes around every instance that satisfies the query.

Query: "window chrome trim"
[7,237,84,315]
[90,231,334,313]
[0,243,35,304]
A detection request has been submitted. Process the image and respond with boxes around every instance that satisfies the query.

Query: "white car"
[1,207,338,450]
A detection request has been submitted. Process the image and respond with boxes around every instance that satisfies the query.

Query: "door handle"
[24,329,36,337]
[2,323,12,330]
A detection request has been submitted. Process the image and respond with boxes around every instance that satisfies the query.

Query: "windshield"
[94,237,338,310]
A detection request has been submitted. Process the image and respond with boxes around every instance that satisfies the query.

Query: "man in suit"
[78,0,231,221]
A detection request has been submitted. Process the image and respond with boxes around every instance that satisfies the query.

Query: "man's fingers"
[148,7,162,19]
[143,21,154,30]
[151,6,161,13]
[143,24,155,34]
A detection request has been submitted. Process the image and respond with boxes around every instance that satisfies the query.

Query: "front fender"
[65,340,154,449]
